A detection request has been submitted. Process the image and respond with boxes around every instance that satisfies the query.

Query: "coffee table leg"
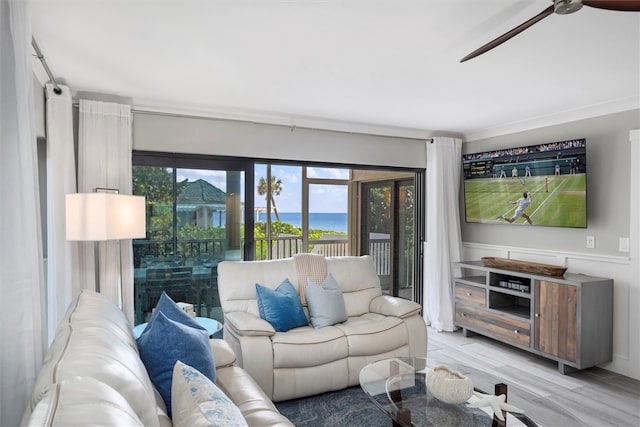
[392,408,411,427]
[389,360,411,426]
[492,383,508,427]
[389,380,409,426]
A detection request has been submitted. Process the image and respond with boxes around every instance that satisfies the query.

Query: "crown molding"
[464,96,640,142]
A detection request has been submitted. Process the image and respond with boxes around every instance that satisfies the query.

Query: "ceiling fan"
[460,0,640,62]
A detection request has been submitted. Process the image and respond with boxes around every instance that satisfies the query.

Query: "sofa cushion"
[272,326,348,368]
[326,256,382,316]
[218,258,299,317]
[28,376,144,426]
[256,279,308,332]
[137,293,216,417]
[334,313,408,356]
[305,274,348,328]
[172,361,248,427]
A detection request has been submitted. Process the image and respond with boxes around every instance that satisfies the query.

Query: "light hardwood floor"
[426,327,640,427]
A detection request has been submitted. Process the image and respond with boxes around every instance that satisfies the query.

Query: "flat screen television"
[462,138,587,228]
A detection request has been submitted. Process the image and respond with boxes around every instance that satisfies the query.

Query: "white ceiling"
[29,0,640,141]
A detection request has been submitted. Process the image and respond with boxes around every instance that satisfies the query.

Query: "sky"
[175,164,349,213]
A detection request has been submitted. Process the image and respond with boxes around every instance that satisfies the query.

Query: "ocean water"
[257,212,347,233]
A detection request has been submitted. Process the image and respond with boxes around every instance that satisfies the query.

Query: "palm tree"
[257,176,283,221]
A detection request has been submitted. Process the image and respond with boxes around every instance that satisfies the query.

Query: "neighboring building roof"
[177,179,226,208]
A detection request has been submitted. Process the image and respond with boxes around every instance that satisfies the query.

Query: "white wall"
[461,110,640,379]
[133,111,426,168]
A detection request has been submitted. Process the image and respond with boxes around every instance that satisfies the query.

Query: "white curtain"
[424,137,463,332]
[45,83,78,343]
[0,1,47,426]
[77,100,135,323]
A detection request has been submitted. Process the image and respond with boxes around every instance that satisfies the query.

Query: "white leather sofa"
[218,255,428,402]
[22,290,293,427]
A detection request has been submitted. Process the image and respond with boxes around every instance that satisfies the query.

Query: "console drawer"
[455,283,486,306]
[456,303,531,347]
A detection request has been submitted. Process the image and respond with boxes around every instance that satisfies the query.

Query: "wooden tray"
[481,257,567,277]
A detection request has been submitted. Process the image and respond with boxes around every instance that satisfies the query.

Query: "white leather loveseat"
[217,255,428,402]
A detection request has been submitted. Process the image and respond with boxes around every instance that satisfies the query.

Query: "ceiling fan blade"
[460,5,554,63]
[583,0,640,11]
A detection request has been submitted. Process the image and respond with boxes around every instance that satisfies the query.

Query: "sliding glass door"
[361,179,415,300]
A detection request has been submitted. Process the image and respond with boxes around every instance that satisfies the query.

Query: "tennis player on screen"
[497,191,533,224]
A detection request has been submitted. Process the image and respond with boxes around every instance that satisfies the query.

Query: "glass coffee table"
[360,357,582,427]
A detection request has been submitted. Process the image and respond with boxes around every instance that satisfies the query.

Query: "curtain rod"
[32,37,62,95]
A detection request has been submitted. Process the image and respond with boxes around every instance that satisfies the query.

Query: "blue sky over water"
[176,165,348,213]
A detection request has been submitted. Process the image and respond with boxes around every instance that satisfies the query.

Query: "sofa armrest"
[370,295,422,318]
[210,338,237,368]
[225,311,275,337]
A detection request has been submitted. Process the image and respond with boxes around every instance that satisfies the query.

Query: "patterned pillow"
[172,361,248,427]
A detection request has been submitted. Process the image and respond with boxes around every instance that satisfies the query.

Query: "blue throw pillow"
[305,273,348,328]
[256,279,308,332]
[141,291,206,334]
[137,293,216,418]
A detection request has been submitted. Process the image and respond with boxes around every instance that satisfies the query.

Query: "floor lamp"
[66,190,146,308]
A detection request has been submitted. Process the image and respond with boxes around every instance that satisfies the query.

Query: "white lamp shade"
[66,193,146,241]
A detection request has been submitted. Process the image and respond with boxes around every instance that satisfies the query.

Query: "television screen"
[462,138,587,228]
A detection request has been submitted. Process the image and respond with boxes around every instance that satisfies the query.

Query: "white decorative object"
[426,365,474,404]
[467,391,525,421]
[177,302,195,317]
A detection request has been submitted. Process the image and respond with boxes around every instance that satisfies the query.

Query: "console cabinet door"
[534,281,578,362]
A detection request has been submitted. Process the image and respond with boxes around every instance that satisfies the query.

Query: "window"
[131,153,253,327]
[255,165,350,260]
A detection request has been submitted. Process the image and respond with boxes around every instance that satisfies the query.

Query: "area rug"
[275,386,390,427]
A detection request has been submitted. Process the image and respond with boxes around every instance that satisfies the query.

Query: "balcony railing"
[133,238,227,267]
[133,235,409,286]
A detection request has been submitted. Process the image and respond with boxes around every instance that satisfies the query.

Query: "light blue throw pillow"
[137,293,216,418]
[305,273,348,328]
[256,279,308,332]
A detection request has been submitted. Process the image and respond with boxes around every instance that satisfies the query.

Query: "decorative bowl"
[426,365,474,404]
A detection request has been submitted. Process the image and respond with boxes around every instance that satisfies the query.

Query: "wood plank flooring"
[426,327,640,427]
